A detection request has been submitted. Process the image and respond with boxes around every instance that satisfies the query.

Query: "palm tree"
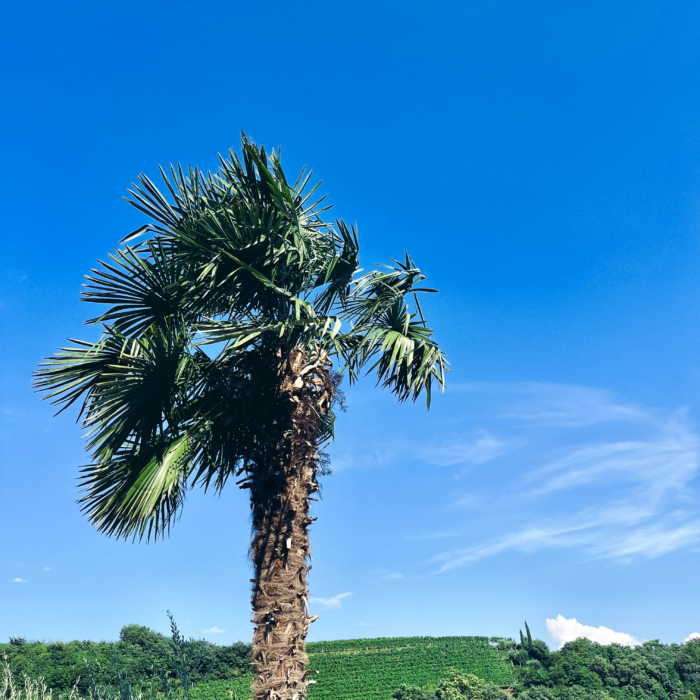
[34,134,447,700]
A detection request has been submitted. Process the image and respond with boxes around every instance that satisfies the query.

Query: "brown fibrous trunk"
[249,347,334,700]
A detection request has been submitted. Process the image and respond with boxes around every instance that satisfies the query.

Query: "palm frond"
[345,298,447,406]
[82,324,203,462]
[82,240,185,335]
[34,333,135,417]
[343,252,435,326]
[314,219,360,314]
[79,432,192,540]
[36,132,448,543]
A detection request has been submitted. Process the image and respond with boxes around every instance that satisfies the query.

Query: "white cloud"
[425,384,700,572]
[380,572,404,580]
[44,567,51,571]
[406,531,463,540]
[331,426,513,474]
[310,592,352,609]
[432,522,593,572]
[527,413,698,501]
[202,627,225,634]
[432,507,700,573]
[590,517,700,559]
[421,432,512,467]
[0,406,23,416]
[449,382,647,427]
[685,632,700,643]
[498,383,647,427]
[12,578,27,583]
[546,615,640,649]
[327,455,353,472]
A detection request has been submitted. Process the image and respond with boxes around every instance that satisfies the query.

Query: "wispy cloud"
[44,567,51,571]
[330,429,514,473]
[546,615,639,649]
[527,412,697,501]
[202,626,225,634]
[379,572,404,580]
[326,455,354,472]
[406,531,463,540]
[432,506,700,572]
[355,622,373,626]
[495,382,647,427]
[427,383,700,572]
[432,522,594,572]
[591,516,700,559]
[1,407,24,417]
[310,592,352,609]
[12,578,27,583]
[420,432,513,467]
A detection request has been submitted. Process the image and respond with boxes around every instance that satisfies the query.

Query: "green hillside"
[190,636,514,700]
[3,629,700,700]
[307,636,514,700]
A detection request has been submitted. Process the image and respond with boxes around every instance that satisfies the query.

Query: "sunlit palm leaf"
[79,433,192,540]
[83,241,185,335]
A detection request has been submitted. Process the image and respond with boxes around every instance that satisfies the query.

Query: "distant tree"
[391,672,509,700]
[0,629,252,694]
[119,625,170,657]
[392,684,438,700]
[517,688,556,700]
[482,685,510,700]
[676,652,700,692]
[518,623,551,667]
[437,672,486,700]
[35,134,446,700]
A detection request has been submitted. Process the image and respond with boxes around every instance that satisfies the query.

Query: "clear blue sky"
[1,0,699,648]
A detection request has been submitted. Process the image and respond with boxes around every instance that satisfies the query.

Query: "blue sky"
[1,0,699,648]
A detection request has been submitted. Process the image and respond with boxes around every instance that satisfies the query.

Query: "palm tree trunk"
[249,348,333,700]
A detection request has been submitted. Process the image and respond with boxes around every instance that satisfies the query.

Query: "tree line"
[3,624,699,700]
[393,625,700,700]
[1,622,250,696]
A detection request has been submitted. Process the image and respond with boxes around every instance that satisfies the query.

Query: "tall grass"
[1,658,80,700]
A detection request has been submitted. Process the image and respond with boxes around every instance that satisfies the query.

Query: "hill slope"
[191,636,514,700]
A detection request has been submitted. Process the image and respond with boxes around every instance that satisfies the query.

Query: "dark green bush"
[392,684,438,700]
[0,624,251,696]
[510,625,700,700]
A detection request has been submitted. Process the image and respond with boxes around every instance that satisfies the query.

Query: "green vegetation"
[390,670,510,700]
[0,623,250,698]
[502,624,700,700]
[304,636,514,700]
[0,631,511,700]
[3,624,699,700]
[392,626,700,700]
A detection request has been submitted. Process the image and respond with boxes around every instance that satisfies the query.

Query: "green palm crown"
[34,134,447,542]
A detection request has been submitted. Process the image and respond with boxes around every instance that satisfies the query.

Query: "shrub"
[437,672,486,700]
[392,684,438,700]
